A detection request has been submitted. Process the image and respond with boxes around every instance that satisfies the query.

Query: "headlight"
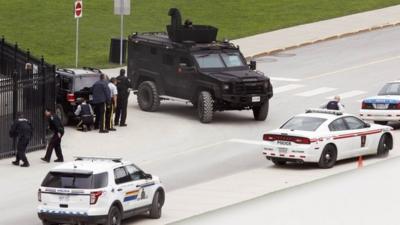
[222,84,230,90]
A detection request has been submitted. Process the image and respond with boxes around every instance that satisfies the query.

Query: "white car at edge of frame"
[360,80,400,125]
[262,109,393,168]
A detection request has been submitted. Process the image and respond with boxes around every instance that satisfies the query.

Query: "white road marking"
[274,84,304,94]
[326,90,366,100]
[295,87,336,97]
[270,77,301,82]
[304,55,400,80]
[229,139,265,146]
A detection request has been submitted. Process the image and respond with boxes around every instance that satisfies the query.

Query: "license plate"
[58,195,69,202]
[375,104,387,109]
[278,147,288,153]
[252,96,260,102]
[277,140,291,146]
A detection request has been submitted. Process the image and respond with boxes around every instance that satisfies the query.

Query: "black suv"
[55,67,101,125]
[127,8,273,123]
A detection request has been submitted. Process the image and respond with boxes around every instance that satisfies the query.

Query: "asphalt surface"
[1,26,400,225]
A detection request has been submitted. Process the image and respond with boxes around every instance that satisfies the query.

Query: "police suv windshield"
[378,82,400,95]
[194,52,245,69]
[281,116,327,131]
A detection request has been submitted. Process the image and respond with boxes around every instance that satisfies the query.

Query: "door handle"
[117,188,123,192]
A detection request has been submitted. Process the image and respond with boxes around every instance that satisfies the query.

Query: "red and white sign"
[75,0,83,18]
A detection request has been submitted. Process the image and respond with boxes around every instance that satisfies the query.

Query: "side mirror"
[364,123,371,128]
[249,60,256,70]
[140,171,152,179]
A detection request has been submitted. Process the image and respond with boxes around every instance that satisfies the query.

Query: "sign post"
[75,0,83,68]
[114,0,130,65]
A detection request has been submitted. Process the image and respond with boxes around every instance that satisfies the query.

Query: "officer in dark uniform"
[321,96,345,111]
[41,108,64,163]
[9,112,33,167]
[92,74,111,133]
[114,69,132,126]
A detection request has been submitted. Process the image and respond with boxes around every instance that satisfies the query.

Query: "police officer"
[106,77,118,131]
[75,97,94,131]
[9,112,33,167]
[114,69,132,127]
[41,108,64,163]
[92,74,111,133]
[321,96,345,111]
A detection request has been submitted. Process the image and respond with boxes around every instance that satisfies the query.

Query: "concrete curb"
[247,21,400,60]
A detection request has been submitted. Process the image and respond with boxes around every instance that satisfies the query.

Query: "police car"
[262,109,393,168]
[37,157,165,225]
[360,80,400,125]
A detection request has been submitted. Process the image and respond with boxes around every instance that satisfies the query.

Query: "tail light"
[263,134,276,141]
[90,191,103,205]
[38,189,42,202]
[396,103,400,109]
[361,102,368,109]
[67,93,76,102]
[263,134,311,144]
[293,137,311,144]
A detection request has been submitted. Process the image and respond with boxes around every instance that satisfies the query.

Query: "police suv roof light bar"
[305,108,343,116]
[74,156,123,163]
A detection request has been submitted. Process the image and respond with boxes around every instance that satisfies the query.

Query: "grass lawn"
[0,0,399,68]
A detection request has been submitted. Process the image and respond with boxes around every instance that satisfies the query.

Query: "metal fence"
[0,37,55,158]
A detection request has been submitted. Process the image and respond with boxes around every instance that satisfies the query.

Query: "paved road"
[1,26,400,225]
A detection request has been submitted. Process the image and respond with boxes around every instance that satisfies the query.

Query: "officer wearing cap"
[114,69,132,127]
[9,112,33,167]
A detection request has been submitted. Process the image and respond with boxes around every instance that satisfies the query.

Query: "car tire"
[137,81,160,112]
[197,91,214,123]
[377,134,390,157]
[42,221,59,225]
[55,104,68,126]
[318,144,337,169]
[149,191,163,219]
[253,100,269,121]
[106,206,122,225]
[271,158,286,166]
[374,121,388,125]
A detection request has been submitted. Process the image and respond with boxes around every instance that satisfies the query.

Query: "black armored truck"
[127,8,273,123]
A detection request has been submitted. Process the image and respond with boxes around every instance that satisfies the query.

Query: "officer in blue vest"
[75,97,94,131]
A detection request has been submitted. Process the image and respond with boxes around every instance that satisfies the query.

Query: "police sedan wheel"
[318,145,337,169]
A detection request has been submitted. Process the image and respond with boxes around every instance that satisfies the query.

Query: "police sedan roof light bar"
[305,108,343,116]
[74,156,122,163]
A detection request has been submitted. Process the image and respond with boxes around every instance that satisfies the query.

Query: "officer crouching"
[75,97,94,132]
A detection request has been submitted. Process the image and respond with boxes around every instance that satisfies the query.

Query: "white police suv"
[37,157,165,225]
[360,80,400,125]
[262,109,393,168]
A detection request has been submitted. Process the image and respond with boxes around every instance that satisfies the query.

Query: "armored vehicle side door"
[161,53,180,97]
[174,56,196,99]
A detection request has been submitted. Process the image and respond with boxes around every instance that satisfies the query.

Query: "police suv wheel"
[107,206,122,225]
[137,81,160,112]
[377,134,391,157]
[318,145,337,169]
[197,91,214,123]
[149,191,164,219]
[253,100,269,121]
[55,104,68,126]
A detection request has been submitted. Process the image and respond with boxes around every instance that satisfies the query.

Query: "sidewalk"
[102,5,400,77]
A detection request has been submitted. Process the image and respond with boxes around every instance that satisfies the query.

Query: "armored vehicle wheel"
[137,81,160,112]
[197,91,214,123]
[253,100,269,121]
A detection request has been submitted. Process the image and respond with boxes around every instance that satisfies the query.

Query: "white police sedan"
[360,80,400,125]
[262,109,393,168]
